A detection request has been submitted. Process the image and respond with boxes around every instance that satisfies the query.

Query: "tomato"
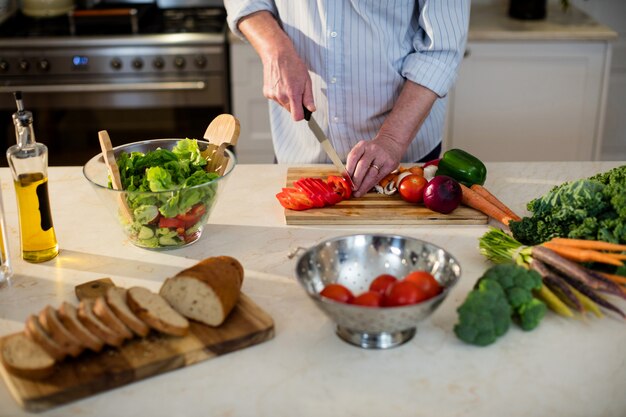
[176,203,207,227]
[404,271,442,299]
[327,175,352,200]
[276,188,316,210]
[369,274,398,295]
[351,291,382,307]
[158,217,186,229]
[383,281,427,306]
[398,174,428,204]
[320,284,354,303]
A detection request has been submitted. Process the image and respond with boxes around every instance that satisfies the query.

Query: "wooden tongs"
[98,130,133,223]
[203,114,240,175]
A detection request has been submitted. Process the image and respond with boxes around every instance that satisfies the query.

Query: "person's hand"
[346,134,405,197]
[260,43,315,121]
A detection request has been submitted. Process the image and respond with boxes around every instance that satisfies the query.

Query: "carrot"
[541,242,624,267]
[547,238,626,252]
[469,184,521,221]
[598,272,626,286]
[459,183,513,226]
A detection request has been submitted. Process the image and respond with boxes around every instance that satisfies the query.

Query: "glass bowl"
[295,234,461,349]
[83,138,236,250]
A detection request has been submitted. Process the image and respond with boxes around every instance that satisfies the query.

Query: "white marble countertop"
[0,162,625,417]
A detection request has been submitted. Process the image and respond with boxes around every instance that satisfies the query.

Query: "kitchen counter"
[0,162,625,417]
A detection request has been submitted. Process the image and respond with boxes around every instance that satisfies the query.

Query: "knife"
[303,107,355,190]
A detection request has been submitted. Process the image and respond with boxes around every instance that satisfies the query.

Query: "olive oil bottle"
[6,92,58,263]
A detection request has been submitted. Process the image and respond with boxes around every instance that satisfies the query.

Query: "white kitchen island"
[0,161,624,417]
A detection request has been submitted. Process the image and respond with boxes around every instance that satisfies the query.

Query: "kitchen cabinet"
[229,37,275,163]
[445,40,612,161]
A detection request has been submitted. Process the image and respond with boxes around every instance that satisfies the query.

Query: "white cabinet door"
[230,41,275,163]
[446,41,611,162]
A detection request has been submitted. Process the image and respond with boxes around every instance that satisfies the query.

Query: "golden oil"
[14,172,58,262]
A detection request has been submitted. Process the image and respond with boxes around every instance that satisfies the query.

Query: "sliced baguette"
[77,299,125,347]
[127,287,189,337]
[24,315,67,361]
[105,287,150,337]
[159,256,243,327]
[1,332,56,380]
[57,302,104,352]
[93,296,134,340]
[38,305,84,358]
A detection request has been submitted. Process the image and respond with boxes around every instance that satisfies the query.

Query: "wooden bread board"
[0,279,274,412]
[285,167,488,225]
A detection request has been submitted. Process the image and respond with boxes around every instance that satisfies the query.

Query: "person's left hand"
[345,134,405,197]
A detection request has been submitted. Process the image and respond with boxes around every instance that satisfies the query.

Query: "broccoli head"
[481,264,542,308]
[454,279,512,346]
[517,298,547,331]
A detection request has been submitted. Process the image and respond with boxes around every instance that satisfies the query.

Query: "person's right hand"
[260,43,315,121]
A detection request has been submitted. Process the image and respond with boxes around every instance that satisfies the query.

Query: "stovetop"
[0,5,226,38]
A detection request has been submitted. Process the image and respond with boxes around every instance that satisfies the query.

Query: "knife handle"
[303,106,312,122]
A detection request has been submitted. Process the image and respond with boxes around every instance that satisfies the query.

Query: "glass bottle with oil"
[6,92,58,263]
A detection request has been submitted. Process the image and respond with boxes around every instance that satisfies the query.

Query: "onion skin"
[423,175,462,214]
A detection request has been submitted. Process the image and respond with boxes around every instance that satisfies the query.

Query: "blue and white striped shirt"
[226,0,470,163]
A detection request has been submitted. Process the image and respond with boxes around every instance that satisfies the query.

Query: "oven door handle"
[0,81,207,94]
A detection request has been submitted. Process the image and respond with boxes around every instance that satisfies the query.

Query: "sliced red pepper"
[276,188,316,211]
[293,178,327,207]
[176,203,207,228]
[327,175,352,200]
[295,178,342,206]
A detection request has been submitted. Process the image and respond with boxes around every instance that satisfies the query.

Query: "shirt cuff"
[226,1,278,41]
[401,51,462,98]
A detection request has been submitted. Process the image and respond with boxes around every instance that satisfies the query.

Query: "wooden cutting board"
[0,278,274,412]
[285,167,488,225]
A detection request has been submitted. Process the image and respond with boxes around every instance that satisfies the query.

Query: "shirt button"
[330,31,337,38]
[333,116,339,122]
[330,77,337,84]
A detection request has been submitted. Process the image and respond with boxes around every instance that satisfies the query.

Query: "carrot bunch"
[479,229,626,319]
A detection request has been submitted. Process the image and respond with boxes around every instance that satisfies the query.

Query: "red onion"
[423,175,462,214]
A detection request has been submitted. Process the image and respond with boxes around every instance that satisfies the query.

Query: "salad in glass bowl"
[83,138,236,249]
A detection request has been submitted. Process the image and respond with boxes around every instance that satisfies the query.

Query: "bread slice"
[127,287,189,337]
[57,302,104,353]
[93,296,134,340]
[105,287,150,337]
[77,299,125,347]
[24,315,67,361]
[1,333,56,380]
[38,305,84,358]
[159,256,243,327]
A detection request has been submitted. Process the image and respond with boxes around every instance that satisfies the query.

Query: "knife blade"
[303,108,355,190]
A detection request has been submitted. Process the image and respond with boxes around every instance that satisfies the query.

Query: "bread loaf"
[127,287,189,337]
[93,296,134,340]
[105,287,150,337]
[57,302,104,352]
[77,299,125,347]
[38,306,84,358]
[159,256,243,327]
[1,333,56,380]
[24,315,67,361]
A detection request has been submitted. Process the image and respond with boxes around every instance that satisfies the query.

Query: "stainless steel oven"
[0,0,229,166]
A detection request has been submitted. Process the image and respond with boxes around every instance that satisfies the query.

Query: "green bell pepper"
[436,149,487,187]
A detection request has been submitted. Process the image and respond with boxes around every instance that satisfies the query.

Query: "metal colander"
[295,234,461,349]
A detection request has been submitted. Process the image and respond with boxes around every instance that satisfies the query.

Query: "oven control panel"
[0,43,225,77]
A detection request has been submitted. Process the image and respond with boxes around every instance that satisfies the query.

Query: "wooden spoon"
[98,130,133,223]
[203,114,240,176]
